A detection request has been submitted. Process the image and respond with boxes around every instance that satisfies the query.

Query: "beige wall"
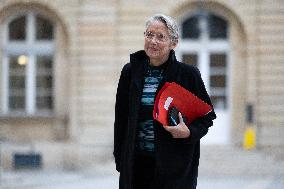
[0,0,283,170]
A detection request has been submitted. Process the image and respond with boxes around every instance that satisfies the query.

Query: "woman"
[114,14,216,189]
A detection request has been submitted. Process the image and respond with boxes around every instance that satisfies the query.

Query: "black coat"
[114,50,216,189]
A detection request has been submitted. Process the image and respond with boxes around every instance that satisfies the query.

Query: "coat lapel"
[130,50,148,90]
[164,49,180,82]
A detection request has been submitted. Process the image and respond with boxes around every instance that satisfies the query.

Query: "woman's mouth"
[149,47,158,52]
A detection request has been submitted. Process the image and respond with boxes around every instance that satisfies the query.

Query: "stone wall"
[0,0,283,170]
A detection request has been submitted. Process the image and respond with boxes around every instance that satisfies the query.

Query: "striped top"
[136,64,165,154]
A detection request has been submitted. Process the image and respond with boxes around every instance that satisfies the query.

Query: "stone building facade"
[0,0,283,170]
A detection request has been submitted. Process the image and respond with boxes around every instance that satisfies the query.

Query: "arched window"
[182,13,228,40]
[2,13,55,115]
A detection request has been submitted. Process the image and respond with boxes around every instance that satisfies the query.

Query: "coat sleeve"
[113,63,131,172]
[181,66,217,144]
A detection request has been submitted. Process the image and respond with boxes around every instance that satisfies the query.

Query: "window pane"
[36,56,53,110]
[9,56,26,111]
[37,56,52,70]
[36,96,53,109]
[182,54,198,67]
[208,14,228,39]
[210,96,226,109]
[9,76,25,89]
[210,53,227,109]
[182,15,200,39]
[9,96,25,110]
[36,15,54,40]
[9,16,26,40]
[9,56,27,72]
[211,54,226,67]
[210,75,226,88]
[36,76,52,88]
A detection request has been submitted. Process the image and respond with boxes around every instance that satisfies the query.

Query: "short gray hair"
[145,14,179,43]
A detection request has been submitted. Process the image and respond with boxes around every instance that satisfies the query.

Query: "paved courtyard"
[1,170,284,189]
[1,146,283,189]
[1,162,283,189]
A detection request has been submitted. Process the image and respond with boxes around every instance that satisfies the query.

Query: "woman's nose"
[149,36,159,44]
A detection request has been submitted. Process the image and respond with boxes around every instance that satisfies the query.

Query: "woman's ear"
[170,40,178,49]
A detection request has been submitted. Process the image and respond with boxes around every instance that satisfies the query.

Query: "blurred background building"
[0,0,283,172]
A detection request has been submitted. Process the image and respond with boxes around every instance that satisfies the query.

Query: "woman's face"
[144,20,177,64]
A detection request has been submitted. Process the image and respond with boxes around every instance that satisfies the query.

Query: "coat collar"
[129,50,180,87]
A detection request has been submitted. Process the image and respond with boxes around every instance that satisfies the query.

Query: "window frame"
[2,12,55,116]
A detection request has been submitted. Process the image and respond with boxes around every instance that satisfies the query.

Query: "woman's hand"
[164,112,191,138]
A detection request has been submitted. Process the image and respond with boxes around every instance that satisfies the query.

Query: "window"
[9,16,26,41]
[177,10,231,144]
[2,13,55,115]
[182,15,200,39]
[179,11,229,109]
[182,12,228,40]
[182,54,198,67]
[208,14,228,39]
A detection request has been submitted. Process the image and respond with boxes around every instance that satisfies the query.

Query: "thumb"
[178,112,184,124]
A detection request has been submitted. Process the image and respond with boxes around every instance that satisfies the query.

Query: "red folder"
[153,82,212,126]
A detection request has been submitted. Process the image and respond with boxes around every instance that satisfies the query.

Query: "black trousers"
[133,154,156,189]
